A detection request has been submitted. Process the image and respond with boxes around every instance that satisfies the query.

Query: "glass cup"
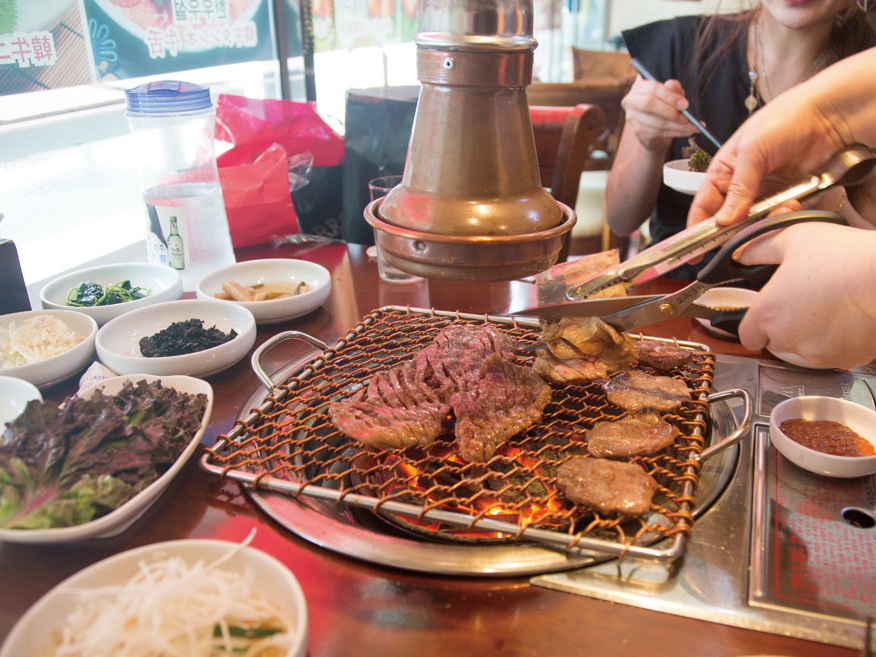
[368,175,424,284]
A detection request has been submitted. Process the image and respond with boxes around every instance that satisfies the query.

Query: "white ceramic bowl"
[0,374,213,543]
[0,309,98,389]
[663,159,707,195]
[770,396,876,478]
[0,538,308,657]
[40,262,183,326]
[196,258,332,325]
[695,287,758,339]
[0,375,42,425]
[96,298,256,378]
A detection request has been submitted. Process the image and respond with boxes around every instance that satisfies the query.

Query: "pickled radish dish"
[779,418,876,458]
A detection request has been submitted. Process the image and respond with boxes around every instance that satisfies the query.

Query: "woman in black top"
[604,1,876,278]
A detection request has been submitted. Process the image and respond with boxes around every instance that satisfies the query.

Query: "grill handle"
[251,330,329,394]
[696,388,753,462]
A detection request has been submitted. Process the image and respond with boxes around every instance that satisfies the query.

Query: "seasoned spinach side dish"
[66,280,150,307]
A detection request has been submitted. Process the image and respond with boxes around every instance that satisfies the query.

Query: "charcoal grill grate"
[202,307,717,560]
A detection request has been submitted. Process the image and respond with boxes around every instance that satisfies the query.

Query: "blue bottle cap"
[125,80,213,116]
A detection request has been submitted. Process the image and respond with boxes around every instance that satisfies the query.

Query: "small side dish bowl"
[695,287,758,339]
[96,298,256,378]
[196,258,331,325]
[0,538,308,657]
[40,262,183,326]
[769,396,876,478]
[0,375,42,425]
[663,159,707,195]
[0,309,98,389]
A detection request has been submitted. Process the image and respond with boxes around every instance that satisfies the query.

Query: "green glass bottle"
[167,215,185,270]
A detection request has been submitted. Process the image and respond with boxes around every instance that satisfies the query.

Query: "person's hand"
[620,77,696,152]
[735,222,876,369]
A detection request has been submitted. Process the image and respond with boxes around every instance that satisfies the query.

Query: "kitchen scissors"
[516,210,847,335]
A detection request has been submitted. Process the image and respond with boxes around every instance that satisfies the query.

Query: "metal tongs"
[504,143,876,316]
[515,210,847,334]
[567,143,876,301]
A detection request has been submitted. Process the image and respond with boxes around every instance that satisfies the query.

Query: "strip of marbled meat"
[556,457,658,516]
[586,411,680,458]
[604,369,692,412]
[451,353,552,462]
[633,339,695,371]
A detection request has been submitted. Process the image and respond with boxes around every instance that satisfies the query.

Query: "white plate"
[0,375,42,425]
[0,538,308,657]
[766,347,836,370]
[40,262,183,327]
[770,396,876,478]
[196,258,332,325]
[0,374,213,543]
[663,159,707,195]
[96,298,256,378]
[0,309,98,389]
[694,287,757,339]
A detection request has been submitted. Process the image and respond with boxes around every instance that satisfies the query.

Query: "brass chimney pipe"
[364,0,576,281]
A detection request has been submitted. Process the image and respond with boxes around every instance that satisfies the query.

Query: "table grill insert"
[202,308,718,561]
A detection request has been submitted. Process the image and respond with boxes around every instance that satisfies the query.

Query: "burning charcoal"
[604,370,692,412]
[556,457,658,517]
[586,411,679,458]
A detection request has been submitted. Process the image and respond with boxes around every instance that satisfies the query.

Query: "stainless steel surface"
[536,355,876,650]
[566,144,876,299]
[368,0,575,281]
[630,58,722,150]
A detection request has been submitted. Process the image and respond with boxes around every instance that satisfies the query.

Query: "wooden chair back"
[571,48,635,83]
[529,103,604,262]
[527,79,632,169]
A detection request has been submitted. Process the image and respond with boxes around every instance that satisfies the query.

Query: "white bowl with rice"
[0,536,308,657]
[196,259,332,325]
[0,310,97,389]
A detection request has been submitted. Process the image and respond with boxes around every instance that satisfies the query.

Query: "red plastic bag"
[214,96,345,247]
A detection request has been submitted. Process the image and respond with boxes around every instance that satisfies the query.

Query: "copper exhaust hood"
[364,0,576,281]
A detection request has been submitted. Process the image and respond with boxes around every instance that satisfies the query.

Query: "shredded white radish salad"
[48,534,298,657]
[0,315,84,368]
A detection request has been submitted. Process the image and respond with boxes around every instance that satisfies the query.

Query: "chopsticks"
[630,58,723,151]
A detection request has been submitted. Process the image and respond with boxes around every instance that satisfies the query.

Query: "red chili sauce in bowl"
[779,418,876,458]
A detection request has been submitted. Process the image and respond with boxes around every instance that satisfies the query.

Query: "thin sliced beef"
[329,324,548,457]
[634,339,695,371]
[452,353,552,462]
[586,411,679,458]
[604,370,692,412]
[556,457,658,516]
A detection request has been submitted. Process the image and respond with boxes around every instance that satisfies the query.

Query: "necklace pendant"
[745,92,759,112]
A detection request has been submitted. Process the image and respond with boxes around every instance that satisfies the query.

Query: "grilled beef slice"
[451,353,552,462]
[329,324,545,456]
[533,317,638,384]
[556,457,658,517]
[586,411,679,458]
[604,370,692,412]
[633,339,694,370]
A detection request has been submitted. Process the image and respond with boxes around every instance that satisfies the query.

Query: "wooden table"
[0,241,853,657]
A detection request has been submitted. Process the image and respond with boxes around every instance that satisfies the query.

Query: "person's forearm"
[604,129,668,237]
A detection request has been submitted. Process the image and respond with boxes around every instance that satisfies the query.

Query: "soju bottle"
[167,215,185,270]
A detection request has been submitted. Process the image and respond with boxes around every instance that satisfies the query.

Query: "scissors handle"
[697,210,847,288]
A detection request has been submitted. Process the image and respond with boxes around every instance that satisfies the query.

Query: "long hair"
[690,1,876,109]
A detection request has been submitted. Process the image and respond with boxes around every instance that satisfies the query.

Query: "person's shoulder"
[622,14,709,49]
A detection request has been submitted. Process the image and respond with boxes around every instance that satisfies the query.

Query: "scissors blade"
[511,295,664,320]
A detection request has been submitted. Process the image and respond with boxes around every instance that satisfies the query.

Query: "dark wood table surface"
[0,240,855,657]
